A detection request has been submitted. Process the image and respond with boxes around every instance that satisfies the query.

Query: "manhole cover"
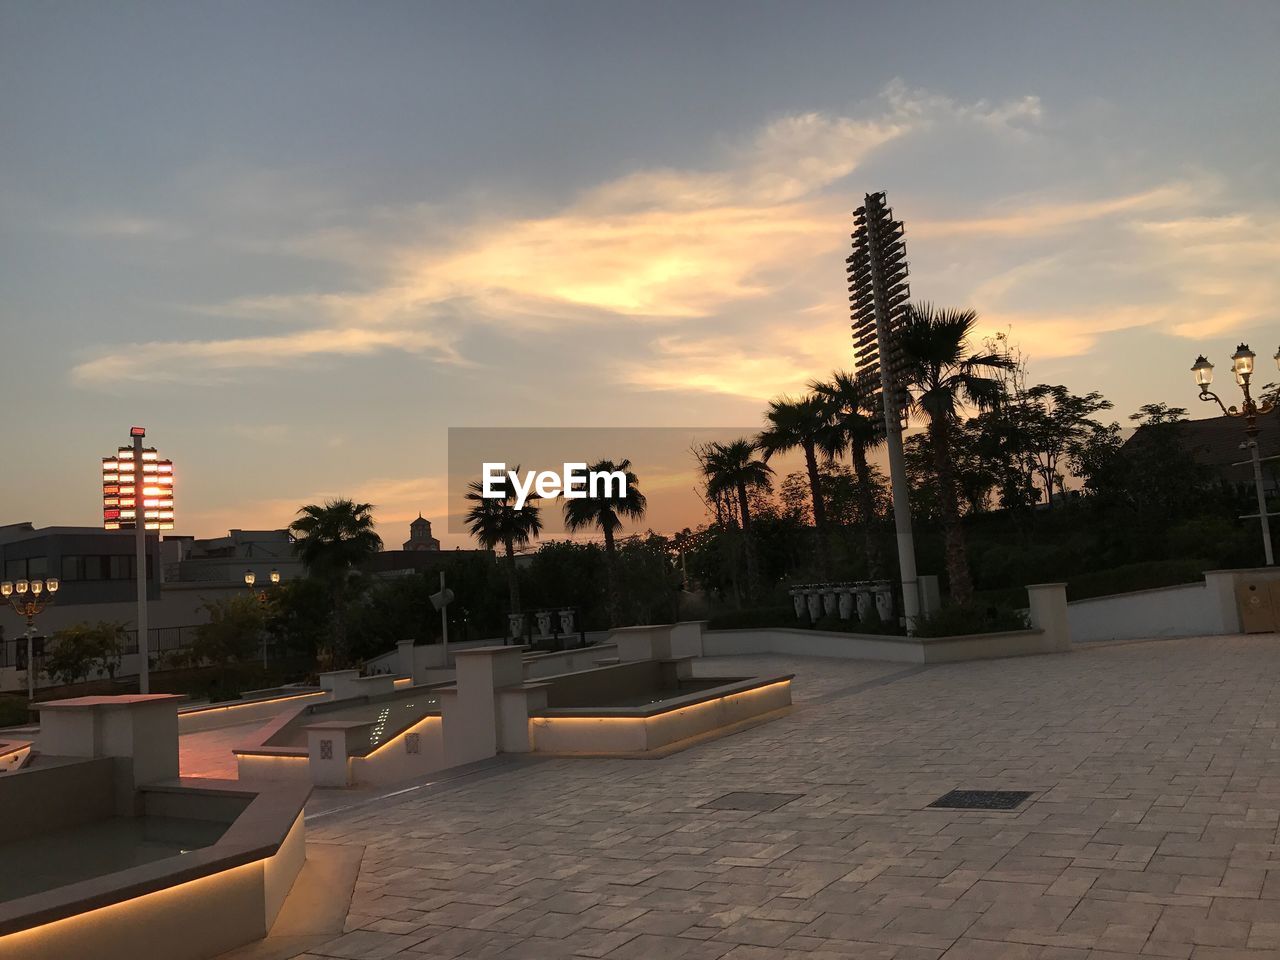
[928,789,1033,811]
[702,791,801,812]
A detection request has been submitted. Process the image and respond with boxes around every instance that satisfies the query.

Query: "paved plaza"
[243,635,1280,959]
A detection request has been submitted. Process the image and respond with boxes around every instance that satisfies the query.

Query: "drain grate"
[928,789,1033,811]
[702,791,802,812]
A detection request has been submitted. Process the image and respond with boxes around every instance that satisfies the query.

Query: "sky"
[1,1,1278,547]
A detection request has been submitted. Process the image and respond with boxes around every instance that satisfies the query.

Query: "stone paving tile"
[257,639,1280,960]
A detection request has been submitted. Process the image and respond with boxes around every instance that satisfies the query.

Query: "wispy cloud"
[70,82,1039,387]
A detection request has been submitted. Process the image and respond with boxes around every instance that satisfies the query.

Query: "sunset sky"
[2,2,1278,547]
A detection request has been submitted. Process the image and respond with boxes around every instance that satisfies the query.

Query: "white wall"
[1066,582,1221,643]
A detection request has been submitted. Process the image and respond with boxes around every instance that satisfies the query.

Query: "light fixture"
[1191,355,1214,387]
[269,569,281,585]
[244,569,256,587]
[1231,343,1256,382]
[1192,341,1277,567]
[3,577,60,700]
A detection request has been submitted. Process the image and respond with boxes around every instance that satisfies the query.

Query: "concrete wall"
[529,678,792,755]
[523,645,620,680]
[1065,568,1280,643]
[1067,582,1221,643]
[177,690,328,734]
[0,756,115,835]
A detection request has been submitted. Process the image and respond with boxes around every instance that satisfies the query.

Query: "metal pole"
[1248,436,1275,566]
[864,203,920,634]
[26,623,35,701]
[439,571,449,668]
[133,432,150,694]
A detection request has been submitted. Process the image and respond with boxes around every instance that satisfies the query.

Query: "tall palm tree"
[898,303,1012,606]
[700,439,773,597]
[812,371,886,577]
[756,394,830,572]
[562,458,647,627]
[289,498,383,665]
[463,471,542,615]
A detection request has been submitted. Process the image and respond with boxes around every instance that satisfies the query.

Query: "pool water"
[0,815,228,901]
[561,678,728,708]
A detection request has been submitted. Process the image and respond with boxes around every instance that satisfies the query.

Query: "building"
[0,522,242,691]
[164,529,305,584]
[402,514,440,551]
[367,516,491,575]
[1124,407,1279,494]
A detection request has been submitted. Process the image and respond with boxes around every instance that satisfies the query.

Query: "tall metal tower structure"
[847,192,920,631]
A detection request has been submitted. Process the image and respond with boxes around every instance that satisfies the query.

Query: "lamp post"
[245,568,282,667]
[1,577,60,700]
[1191,343,1280,566]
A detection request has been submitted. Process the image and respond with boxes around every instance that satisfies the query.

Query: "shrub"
[914,605,1030,638]
[1066,558,1209,601]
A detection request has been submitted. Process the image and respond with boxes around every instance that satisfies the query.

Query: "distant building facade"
[165,528,305,584]
[367,515,490,575]
[1124,408,1279,494]
[402,515,440,551]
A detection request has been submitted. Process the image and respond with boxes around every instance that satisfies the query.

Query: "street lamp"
[2,577,60,700]
[244,569,282,666]
[1191,343,1280,565]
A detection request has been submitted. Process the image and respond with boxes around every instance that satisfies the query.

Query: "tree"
[289,498,383,666]
[698,439,773,598]
[1022,384,1114,506]
[464,469,543,615]
[562,458,647,626]
[1121,403,1211,519]
[812,371,887,577]
[45,621,127,685]
[192,595,265,666]
[898,302,1013,605]
[756,394,831,572]
[1068,420,1127,507]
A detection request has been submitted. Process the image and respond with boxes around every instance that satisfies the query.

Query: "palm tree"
[562,458,647,626]
[289,498,383,665]
[898,303,1012,606]
[699,439,773,597]
[756,394,830,572]
[463,471,543,615]
[812,371,885,578]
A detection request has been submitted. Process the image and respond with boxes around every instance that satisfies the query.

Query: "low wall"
[177,689,327,734]
[529,676,792,755]
[522,644,618,679]
[0,795,307,960]
[1065,567,1280,643]
[349,716,445,787]
[1067,582,1219,643]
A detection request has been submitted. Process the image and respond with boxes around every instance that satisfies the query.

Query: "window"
[28,556,47,579]
[52,554,152,582]
[61,555,82,581]
[4,559,26,580]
